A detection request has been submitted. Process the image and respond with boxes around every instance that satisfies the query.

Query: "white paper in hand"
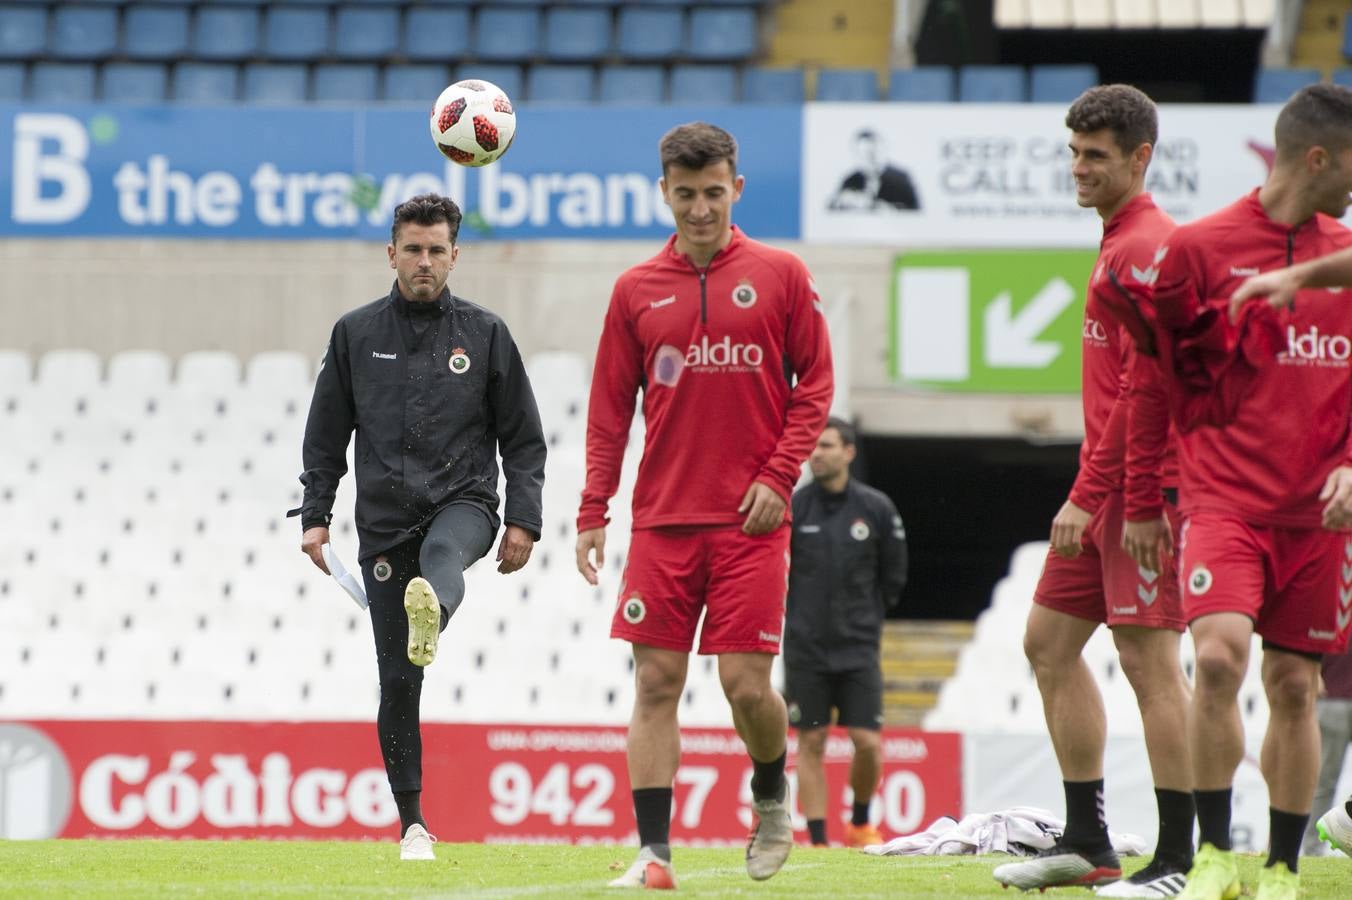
[322,544,368,610]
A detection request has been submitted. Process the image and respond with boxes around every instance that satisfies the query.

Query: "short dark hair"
[1064,84,1158,158]
[824,416,856,447]
[1274,83,1352,163]
[391,193,462,245]
[659,122,738,175]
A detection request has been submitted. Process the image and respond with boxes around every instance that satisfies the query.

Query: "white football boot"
[399,823,437,861]
[1316,800,1352,855]
[745,782,793,881]
[404,577,441,667]
[608,846,676,889]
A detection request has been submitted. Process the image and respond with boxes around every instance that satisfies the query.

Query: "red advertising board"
[0,720,960,843]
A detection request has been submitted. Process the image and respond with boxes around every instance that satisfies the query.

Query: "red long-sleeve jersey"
[1128,190,1352,527]
[578,227,834,532]
[1067,193,1178,515]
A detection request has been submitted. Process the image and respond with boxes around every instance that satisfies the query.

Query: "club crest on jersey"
[622,595,646,624]
[1188,565,1213,596]
[731,280,758,309]
[850,519,870,541]
[449,348,471,374]
[787,702,801,724]
[373,558,393,582]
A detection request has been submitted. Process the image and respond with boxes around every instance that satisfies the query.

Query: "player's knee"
[849,729,882,757]
[378,665,423,700]
[633,664,684,709]
[1193,641,1246,694]
[1263,662,1318,714]
[1022,632,1070,680]
[1115,640,1176,695]
[798,729,828,759]
[721,675,772,714]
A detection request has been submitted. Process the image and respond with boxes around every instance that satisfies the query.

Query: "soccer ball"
[429,79,517,168]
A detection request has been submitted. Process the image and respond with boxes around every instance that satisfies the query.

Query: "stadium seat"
[101,63,169,103]
[686,7,758,60]
[50,6,120,60]
[383,64,450,103]
[525,64,595,103]
[122,6,191,61]
[1334,68,1352,89]
[0,6,46,59]
[171,62,239,103]
[1029,63,1097,102]
[242,63,308,104]
[616,8,684,60]
[888,65,954,102]
[474,8,541,62]
[108,351,172,391]
[1345,12,1352,61]
[670,64,736,103]
[741,67,803,103]
[598,65,665,104]
[313,63,379,102]
[31,63,97,102]
[543,7,611,61]
[452,64,523,103]
[815,68,879,102]
[0,63,22,100]
[333,5,400,60]
[1253,67,1320,103]
[958,64,1028,102]
[403,8,470,63]
[37,350,101,389]
[263,6,331,61]
[192,6,260,60]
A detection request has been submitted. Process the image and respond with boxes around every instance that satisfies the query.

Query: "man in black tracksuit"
[293,194,546,860]
[785,417,907,848]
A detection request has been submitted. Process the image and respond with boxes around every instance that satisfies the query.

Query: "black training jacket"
[784,478,908,671]
[296,284,546,561]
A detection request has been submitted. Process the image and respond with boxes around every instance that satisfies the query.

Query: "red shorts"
[1177,513,1352,655]
[612,525,790,655]
[1034,491,1186,631]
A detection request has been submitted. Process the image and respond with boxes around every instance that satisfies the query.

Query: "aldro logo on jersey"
[650,337,766,386]
[1280,326,1352,368]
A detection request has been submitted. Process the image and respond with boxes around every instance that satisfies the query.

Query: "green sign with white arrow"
[889,249,1098,393]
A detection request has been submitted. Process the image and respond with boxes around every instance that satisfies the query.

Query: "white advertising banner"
[802,103,1298,247]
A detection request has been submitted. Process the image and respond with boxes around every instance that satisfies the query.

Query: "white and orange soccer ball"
[429,79,517,167]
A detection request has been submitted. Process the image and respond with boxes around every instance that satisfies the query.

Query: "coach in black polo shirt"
[785,416,907,848]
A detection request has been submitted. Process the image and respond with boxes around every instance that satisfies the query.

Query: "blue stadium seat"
[101,63,169,102]
[742,67,803,103]
[1334,68,1352,89]
[1029,64,1097,102]
[242,63,308,103]
[598,65,664,103]
[263,7,330,60]
[1344,13,1352,61]
[404,8,470,62]
[0,6,47,60]
[888,66,954,102]
[543,8,611,61]
[171,62,238,102]
[816,68,878,102]
[50,6,119,60]
[1253,67,1321,103]
[617,8,683,60]
[474,8,540,62]
[958,65,1027,102]
[313,63,379,102]
[334,6,400,60]
[526,64,594,103]
[31,62,97,102]
[687,7,757,60]
[192,6,261,60]
[670,64,736,102]
[454,64,523,102]
[383,63,450,103]
[0,63,23,101]
[123,6,190,61]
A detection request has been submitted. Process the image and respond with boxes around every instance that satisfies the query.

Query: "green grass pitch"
[0,842,1347,898]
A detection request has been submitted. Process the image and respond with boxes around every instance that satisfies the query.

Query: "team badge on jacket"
[850,519,870,541]
[449,348,471,374]
[373,558,393,582]
[621,595,646,624]
[731,279,757,309]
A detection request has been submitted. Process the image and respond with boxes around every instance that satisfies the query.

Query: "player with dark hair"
[1118,83,1352,899]
[294,192,547,860]
[576,122,833,887]
[992,85,1194,897]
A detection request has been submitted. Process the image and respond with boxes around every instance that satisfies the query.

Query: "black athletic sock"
[750,751,787,802]
[1266,807,1307,873]
[393,790,425,835]
[1062,779,1111,850]
[1194,788,1233,851]
[851,801,871,827]
[633,787,673,861]
[807,818,827,845]
[1153,788,1195,867]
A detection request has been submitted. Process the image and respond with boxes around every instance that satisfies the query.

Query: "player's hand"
[301,526,331,575]
[1228,267,1302,322]
[496,524,535,574]
[1121,516,1174,574]
[1049,500,1092,558]
[739,481,787,536]
[575,527,606,585]
[1319,466,1352,530]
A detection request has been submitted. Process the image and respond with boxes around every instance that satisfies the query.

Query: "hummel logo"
[372,351,397,360]
[759,631,781,643]
[650,295,676,309]
[1230,266,1260,277]
[798,525,821,533]
[1310,628,1337,640]
[1112,606,1138,616]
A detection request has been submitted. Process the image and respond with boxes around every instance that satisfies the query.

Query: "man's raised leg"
[719,652,792,880]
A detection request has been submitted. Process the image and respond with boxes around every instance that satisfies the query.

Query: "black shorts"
[784,665,883,731]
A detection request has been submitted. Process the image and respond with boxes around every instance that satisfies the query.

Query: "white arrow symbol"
[1341,585,1352,608]
[1138,566,1159,584]
[1339,608,1352,631]
[1342,563,1352,584]
[984,277,1076,368]
[1138,584,1158,606]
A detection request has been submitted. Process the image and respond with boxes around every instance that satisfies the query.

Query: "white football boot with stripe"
[1095,860,1189,897]
[1316,800,1352,855]
[608,846,676,889]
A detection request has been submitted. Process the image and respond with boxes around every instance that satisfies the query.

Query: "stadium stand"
[101,63,169,103]
[525,63,595,104]
[123,5,192,62]
[404,8,471,63]
[741,66,804,103]
[383,63,450,104]
[242,62,309,104]
[333,5,401,61]
[0,63,23,100]
[598,65,665,104]
[1028,63,1097,102]
[1253,66,1321,102]
[959,64,1029,102]
[171,61,238,103]
[616,7,686,61]
[31,61,96,102]
[313,62,380,103]
[0,5,47,60]
[50,5,120,61]
[191,6,262,62]
[261,6,331,62]
[887,65,955,102]
[670,63,737,103]
[543,7,612,62]
[815,68,879,102]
